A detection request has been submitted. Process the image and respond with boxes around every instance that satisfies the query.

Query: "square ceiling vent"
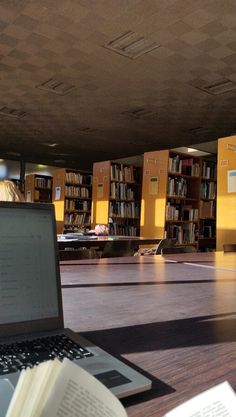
[0,106,26,118]
[37,79,76,95]
[195,78,236,95]
[104,31,160,59]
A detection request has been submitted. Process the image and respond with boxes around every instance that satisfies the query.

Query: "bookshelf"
[198,158,217,251]
[216,135,236,250]
[52,168,92,234]
[25,174,52,203]
[92,161,142,236]
[140,149,201,247]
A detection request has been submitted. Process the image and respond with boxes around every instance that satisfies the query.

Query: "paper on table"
[165,381,236,417]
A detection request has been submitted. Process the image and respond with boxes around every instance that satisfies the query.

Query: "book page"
[41,358,127,417]
[6,360,61,417]
[165,382,236,417]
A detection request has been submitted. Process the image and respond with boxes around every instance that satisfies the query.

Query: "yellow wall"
[140,150,169,238]
[217,136,236,250]
[91,161,110,227]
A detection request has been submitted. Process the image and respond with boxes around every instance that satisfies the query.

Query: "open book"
[5,358,236,417]
[5,359,127,417]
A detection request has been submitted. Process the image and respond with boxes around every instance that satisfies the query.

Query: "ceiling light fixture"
[74,127,97,135]
[187,147,199,153]
[104,31,160,59]
[40,142,58,147]
[196,78,236,95]
[0,106,27,118]
[54,159,65,164]
[123,108,157,119]
[6,152,21,157]
[37,79,76,95]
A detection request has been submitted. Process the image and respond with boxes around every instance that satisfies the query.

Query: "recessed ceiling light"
[6,151,21,157]
[75,127,97,134]
[104,31,160,59]
[52,153,70,157]
[172,147,211,156]
[37,79,76,95]
[40,142,58,147]
[122,108,157,119]
[54,159,65,163]
[188,127,212,135]
[0,106,26,118]
[187,148,198,153]
[194,78,236,95]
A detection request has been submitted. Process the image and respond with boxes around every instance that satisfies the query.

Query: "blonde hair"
[0,180,24,202]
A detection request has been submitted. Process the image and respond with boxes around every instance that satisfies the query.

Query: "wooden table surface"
[60,253,236,416]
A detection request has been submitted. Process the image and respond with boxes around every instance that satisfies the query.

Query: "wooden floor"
[60,253,236,417]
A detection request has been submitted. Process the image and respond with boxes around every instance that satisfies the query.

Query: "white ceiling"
[0,1,235,169]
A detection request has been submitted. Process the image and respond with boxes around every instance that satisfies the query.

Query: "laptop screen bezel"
[0,201,64,338]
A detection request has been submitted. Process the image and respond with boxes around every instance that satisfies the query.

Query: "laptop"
[0,202,151,412]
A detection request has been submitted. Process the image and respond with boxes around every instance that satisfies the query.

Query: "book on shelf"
[199,200,215,218]
[5,358,236,417]
[202,161,216,179]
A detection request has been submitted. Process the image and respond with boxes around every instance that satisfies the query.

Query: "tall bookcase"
[140,150,201,247]
[216,135,236,250]
[198,158,217,251]
[52,168,92,234]
[25,174,52,203]
[92,161,142,236]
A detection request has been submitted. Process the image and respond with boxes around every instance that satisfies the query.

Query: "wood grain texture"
[61,257,236,416]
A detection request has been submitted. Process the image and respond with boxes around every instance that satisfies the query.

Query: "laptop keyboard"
[0,334,94,375]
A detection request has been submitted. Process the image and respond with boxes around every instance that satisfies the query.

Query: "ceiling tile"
[14,14,40,31]
[0,33,18,47]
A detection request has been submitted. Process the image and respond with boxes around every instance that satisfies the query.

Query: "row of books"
[34,189,51,202]
[200,181,216,199]
[65,172,92,185]
[199,221,216,238]
[65,199,91,211]
[109,223,138,236]
[166,222,197,244]
[64,212,91,226]
[110,182,135,200]
[202,161,216,179]
[199,200,215,218]
[169,156,200,177]
[110,164,135,182]
[167,177,188,197]
[166,203,199,221]
[34,177,52,189]
[65,186,91,198]
[109,201,140,219]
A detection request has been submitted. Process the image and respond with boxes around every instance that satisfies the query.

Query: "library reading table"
[58,235,161,249]
[60,252,236,416]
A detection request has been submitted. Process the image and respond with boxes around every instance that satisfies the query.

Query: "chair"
[101,240,137,258]
[59,248,99,261]
[161,245,196,254]
[155,238,176,254]
[223,244,236,252]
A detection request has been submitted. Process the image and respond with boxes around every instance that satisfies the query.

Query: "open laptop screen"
[0,202,63,336]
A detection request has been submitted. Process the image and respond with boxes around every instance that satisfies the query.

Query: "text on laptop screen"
[0,206,59,324]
